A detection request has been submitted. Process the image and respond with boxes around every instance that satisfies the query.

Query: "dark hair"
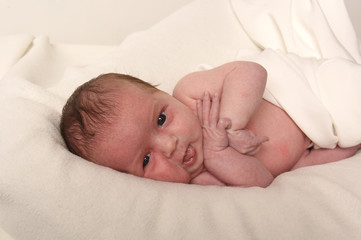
[60,73,157,160]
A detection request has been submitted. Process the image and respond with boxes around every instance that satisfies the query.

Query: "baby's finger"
[254,136,269,145]
[246,146,262,156]
[202,92,211,126]
[196,100,203,124]
[217,118,231,131]
[244,135,269,149]
[209,93,220,128]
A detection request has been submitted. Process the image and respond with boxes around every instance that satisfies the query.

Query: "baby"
[60,61,360,187]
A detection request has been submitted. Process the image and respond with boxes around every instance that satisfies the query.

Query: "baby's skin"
[192,92,361,186]
[174,61,361,186]
[191,92,273,186]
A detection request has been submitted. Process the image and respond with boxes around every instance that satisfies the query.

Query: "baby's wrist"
[204,145,232,159]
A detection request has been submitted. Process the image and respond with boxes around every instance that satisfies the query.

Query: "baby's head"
[61,73,204,183]
[60,73,155,159]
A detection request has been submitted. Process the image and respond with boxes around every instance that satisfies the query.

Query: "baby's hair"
[60,73,157,160]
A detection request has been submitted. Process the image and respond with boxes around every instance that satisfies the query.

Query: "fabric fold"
[230,0,361,147]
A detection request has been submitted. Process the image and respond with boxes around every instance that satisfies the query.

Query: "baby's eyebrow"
[149,98,159,126]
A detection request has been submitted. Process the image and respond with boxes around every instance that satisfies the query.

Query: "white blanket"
[230,0,361,148]
[237,49,361,148]
[1,0,361,239]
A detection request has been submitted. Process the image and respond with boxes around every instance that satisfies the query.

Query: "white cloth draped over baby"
[228,0,361,148]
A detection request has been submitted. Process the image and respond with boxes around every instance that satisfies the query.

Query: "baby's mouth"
[183,145,196,166]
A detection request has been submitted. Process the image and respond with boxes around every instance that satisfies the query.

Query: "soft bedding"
[231,0,361,148]
[1,0,361,239]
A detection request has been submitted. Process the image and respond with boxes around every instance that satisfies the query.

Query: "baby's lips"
[183,145,196,165]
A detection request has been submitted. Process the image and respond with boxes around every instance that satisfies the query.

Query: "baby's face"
[92,83,204,183]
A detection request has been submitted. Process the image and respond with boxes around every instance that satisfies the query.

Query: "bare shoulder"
[173,61,264,107]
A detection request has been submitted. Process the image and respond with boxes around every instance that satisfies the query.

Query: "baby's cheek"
[144,162,191,184]
[156,170,191,184]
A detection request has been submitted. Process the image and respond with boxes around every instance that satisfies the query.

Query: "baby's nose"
[156,133,178,158]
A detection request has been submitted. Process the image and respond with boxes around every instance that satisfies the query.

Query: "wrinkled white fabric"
[238,49,361,148]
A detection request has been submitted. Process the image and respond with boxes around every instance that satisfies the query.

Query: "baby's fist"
[228,129,269,155]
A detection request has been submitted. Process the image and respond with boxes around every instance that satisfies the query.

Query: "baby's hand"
[197,92,230,152]
[228,129,269,155]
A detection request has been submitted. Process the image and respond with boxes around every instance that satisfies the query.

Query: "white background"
[0,0,360,44]
[0,0,193,44]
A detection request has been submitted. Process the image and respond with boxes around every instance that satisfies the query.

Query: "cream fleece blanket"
[1,0,361,239]
[238,49,361,148]
[230,0,361,148]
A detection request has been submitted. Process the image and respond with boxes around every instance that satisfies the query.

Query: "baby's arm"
[173,61,268,155]
[196,93,273,187]
[219,62,269,154]
[218,62,267,131]
[174,61,267,126]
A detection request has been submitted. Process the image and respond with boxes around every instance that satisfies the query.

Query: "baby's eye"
[143,154,150,168]
[157,112,166,127]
